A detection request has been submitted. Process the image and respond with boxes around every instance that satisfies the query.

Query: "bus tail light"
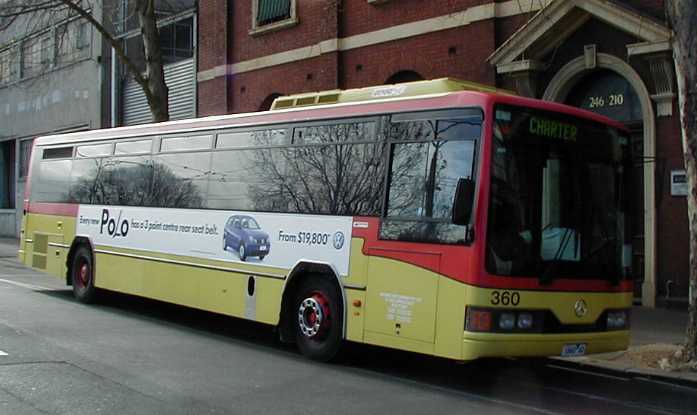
[466,308,492,332]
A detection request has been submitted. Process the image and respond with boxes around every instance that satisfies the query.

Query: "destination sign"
[529,117,578,142]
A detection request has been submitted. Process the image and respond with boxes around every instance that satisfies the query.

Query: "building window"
[159,17,194,64]
[21,34,52,78]
[251,0,297,35]
[0,140,15,209]
[57,19,91,65]
[0,47,18,85]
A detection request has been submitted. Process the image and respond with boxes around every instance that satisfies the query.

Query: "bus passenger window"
[115,139,152,155]
[381,113,481,244]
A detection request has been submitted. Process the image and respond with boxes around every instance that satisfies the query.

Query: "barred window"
[0,48,18,85]
[21,34,52,78]
[257,0,291,25]
[57,20,91,65]
[252,0,296,32]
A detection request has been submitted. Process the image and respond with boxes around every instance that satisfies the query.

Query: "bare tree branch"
[1,0,175,122]
[56,0,147,86]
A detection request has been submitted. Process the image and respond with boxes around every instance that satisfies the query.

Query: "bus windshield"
[486,105,631,282]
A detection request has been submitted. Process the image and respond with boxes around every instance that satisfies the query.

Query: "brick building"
[196,0,686,308]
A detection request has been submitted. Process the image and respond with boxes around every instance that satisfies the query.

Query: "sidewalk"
[0,236,693,384]
[0,237,19,258]
[558,306,697,385]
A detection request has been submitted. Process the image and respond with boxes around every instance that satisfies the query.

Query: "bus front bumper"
[461,330,630,361]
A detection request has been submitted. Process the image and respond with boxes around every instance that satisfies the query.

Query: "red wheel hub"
[77,261,90,286]
[298,292,331,339]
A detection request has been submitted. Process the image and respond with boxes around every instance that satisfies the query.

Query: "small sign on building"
[671,170,688,197]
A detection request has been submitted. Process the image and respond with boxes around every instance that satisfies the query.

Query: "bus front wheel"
[294,275,343,362]
[70,245,98,304]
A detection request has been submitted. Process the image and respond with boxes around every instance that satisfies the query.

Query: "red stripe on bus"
[351,217,632,293]
[28,202,79,217]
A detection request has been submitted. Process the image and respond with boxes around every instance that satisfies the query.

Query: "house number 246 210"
[589,94,624,109]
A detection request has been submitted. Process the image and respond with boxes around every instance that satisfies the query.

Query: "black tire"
[259,255,266,261]
[238,243,247,261]
[70,245,98,304]
[294,275,343,362]
[222,236,228,251]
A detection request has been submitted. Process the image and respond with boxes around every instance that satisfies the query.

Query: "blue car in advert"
[223,215,270,261]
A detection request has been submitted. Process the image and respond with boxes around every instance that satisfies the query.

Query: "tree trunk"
[136,0,169,122]
[666,0,697,362]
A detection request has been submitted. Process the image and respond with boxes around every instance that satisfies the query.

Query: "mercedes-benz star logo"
[574,299,588,318]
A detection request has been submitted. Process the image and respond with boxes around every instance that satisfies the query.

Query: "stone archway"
[385,70,424,84]
[259,93,283,111]
[543,53,657,306]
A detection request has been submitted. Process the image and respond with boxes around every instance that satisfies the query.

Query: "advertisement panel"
[76,205,353,275]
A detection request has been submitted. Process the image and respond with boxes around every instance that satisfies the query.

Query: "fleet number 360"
[490,290,521,306]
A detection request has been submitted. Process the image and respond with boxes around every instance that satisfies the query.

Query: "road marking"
[0,278,57,291]
[0,350,7,356]
[529,383,677,415]
[546,363,630,382]
[636,376,697,392]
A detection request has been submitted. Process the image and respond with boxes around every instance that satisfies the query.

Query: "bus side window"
[32,159,72,203]
[380,111,481,245]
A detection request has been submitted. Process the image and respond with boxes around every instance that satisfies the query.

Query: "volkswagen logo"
[332,231,345,250]
[574,299,588,318]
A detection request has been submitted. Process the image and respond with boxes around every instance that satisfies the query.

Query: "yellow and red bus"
[19,78,633,362]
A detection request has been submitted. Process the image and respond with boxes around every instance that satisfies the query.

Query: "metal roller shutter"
[122,58,195,126]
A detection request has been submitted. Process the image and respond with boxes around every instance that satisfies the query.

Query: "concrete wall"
[0,4,104,237]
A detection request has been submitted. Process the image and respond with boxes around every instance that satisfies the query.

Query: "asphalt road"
[1,254,696,415]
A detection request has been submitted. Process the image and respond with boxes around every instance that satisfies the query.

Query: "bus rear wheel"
[294,275,343,362]
[70,245,97,304]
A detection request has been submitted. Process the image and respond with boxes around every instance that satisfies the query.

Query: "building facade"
[197,0,687,307]
[110,0,197,126]
[0,0,199,238]
[0,4,105,238]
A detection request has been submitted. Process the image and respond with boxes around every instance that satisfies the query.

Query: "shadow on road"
[34,288,697,415]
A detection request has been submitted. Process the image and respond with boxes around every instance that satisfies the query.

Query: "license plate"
[561,343,587,357]
[259,246,267,251]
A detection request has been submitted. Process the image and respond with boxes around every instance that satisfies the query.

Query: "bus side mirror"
[452,178,475,226]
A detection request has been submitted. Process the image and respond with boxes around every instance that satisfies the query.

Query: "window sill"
[367,0,391,4]
[248,17,299,37]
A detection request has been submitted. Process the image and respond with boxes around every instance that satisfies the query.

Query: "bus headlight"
[499,313,516,330]
[517,312,533,329]
[607,310,628,329]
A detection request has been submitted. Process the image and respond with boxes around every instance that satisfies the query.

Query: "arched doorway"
[566,70,644,298]
[385,70,424,84]
[259,93,283,111]
[543,54,657,306]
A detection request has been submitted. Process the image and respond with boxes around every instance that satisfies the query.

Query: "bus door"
[364,111,480,347]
